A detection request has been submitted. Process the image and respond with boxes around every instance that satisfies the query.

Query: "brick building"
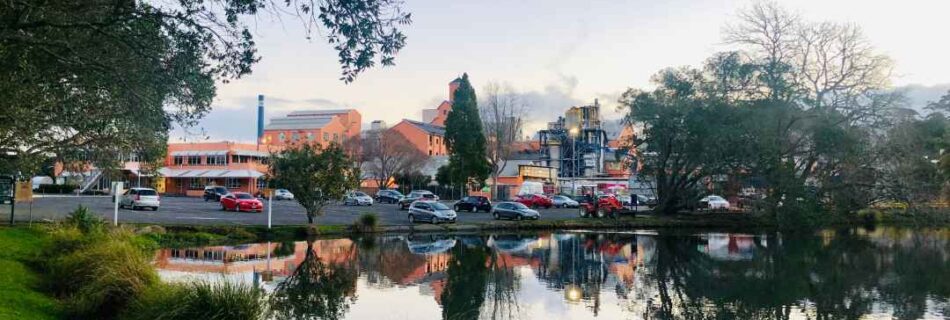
[261,109,360,147]
[390,119,448,157]
[158,142,273,197]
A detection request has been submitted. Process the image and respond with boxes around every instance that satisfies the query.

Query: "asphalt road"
[4,196,584,226]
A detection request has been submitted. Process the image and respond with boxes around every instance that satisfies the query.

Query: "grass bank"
[0,226,62,319]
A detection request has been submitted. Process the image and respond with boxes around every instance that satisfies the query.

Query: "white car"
[119,187,160,211]
[274,189,294,200]
[700,195,730,210]
[343,191,374,206]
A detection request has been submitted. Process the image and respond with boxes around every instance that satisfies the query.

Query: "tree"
[362,130,427,190]
[480,82,526,200]
[0,0,410,174]
[620,67,748,215]
[443,73,491,190]
[269,143,359,224]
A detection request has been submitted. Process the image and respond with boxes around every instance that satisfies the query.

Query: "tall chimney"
[257,95,264,147]
[449,78,461,102]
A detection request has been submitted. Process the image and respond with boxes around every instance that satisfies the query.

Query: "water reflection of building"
[697,233,759,261]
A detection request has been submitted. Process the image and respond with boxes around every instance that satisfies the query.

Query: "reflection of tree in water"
[441,244,489,320]
[268,239,359,320]
[638,229,950,320]
[535,234,614,316]
[482,243,523,320]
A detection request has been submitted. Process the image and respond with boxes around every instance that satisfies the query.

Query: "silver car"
[408,200,457,224]
[119,187,160,211]
[490,201,540,221]
[551,195,579,208]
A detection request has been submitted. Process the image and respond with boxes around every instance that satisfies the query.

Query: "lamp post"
[568,127,579,196]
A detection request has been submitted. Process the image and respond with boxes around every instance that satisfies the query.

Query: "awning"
[231,150,270,158]
[170,150,228,157]
[157,168,265,179]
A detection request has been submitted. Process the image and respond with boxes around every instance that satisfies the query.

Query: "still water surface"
[154,228,950,319]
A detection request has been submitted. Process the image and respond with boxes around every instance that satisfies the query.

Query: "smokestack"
[257,95,264,147]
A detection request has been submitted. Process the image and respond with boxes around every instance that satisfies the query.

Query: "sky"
[172,0,950,143]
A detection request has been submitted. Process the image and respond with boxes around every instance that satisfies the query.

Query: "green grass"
[0,226,62,320]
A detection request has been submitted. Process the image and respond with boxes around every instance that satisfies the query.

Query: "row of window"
[172,155,268,166]
[276,132,340,143]
[185,178,266,190]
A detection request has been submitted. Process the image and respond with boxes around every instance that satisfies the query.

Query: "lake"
[154,228,950,319]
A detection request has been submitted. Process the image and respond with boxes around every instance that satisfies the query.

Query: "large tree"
[269,143,359,224]
[480,82,526,200]
[0,0,410,175]
[443,73,491,191]
[361,129,427,190]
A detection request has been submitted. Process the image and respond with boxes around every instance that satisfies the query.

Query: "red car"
[514,194,553,209]
[220,192,264,212]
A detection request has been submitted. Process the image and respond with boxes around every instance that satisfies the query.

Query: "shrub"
[35,184,79,194]
[65,206,103,233]
[353,213,378,233]
[122,281,265,320]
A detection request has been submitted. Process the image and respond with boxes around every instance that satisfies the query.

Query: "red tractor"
[578,194,624,218]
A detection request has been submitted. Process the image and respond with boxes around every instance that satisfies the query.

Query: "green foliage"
[443,74,492,190]
[65,206,104,234]
[353,213,379,233]
[122,281,265,320]
[0,0,409,173]
[42,227,158,319]
[270,143,359,224]
[0,227,63,319]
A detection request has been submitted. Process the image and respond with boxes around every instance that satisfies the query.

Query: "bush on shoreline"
[122,281,265,320]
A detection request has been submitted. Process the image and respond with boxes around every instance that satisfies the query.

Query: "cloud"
[894,83,950,114]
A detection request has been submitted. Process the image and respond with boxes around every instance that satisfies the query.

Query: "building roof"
[264,116,336,130]
[404,119,446,136]
[286,110,352,117]
[157,168,265,178]
[170,150,228,157]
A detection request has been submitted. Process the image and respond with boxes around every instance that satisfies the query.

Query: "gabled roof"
[286,110,352,117]
[264,116,337,130]
[403,119,445,136]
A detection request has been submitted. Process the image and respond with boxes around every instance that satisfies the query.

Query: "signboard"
[0,175,13,203]
[14,182,32,203]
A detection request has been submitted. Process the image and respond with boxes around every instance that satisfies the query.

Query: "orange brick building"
[158,142,274,197]
[390,119,448,156]
[422,78,460,126]
[261,109,360,147]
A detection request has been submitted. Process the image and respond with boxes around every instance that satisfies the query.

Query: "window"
[429,150,433,156]
[188,156,201,165]
[173,156,184,165]
[226,178,240,189]
[279,132,286,141]
[207,155,226,166]
[429,135,433,145]
[232,155,239,163]
[189,178,201,189]
[323,132,329,141]
[307,132,314,141]
[292,132,299,142]
[333,133,339,142]
[435,137,440,145]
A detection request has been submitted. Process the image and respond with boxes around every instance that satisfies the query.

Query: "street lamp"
[568,127,579,196]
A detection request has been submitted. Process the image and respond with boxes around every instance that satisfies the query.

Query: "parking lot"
[6,196,585,226]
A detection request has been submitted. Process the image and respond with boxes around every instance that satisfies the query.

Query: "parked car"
[398,190,438,210]
[220,192,264,212]
[408,200,457,224]
[628,194,655,212]
[491,201,540,221]
[551,195,579,208]
[375,189,404,204]
[699,195,730,210]
[274,189,294,200]
[203,186,230,202]
[454,196,492,212]
[118,187,160,211]
[578,194,623,218]
[405,235,457,255]
[343,191,374,206]
[514,194,553,209]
